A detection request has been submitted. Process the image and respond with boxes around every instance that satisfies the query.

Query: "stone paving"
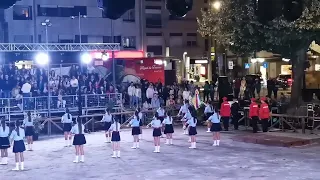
[0,127,320,180]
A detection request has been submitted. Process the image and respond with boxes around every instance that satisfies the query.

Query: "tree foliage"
[197,0,320,57]
[197,0,320,107]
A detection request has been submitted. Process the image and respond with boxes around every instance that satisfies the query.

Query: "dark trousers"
[234,88,240,99]
[232,115,239,130]
[273,89,278,99]
[267,88,272,98]
[203,91,209,102]
[221,116,230,131]
[261,119,269,132]
[251,116,259,133]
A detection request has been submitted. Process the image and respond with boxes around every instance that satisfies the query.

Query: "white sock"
[170,139,173,144]
[139,134,142,139]
[213,140,217,146]
[136,142,139,148]
[157,146,160,152]
[73,156,79,162]
[13,162,19,170]
[65,140,68,146]
[207,128,210,132]
[165,139,169,144]
[20,162,24,170]
[194,142,196,148]
[27,144,30,150]
[69,139,72,146]
[112,151,116,157]
[30,144,33,150]
[217,140,220,146]
[80,155,84,162]
[154,146,157,152]
[4,157,8,164]
[117,151,121,157]
[132,142,136,148]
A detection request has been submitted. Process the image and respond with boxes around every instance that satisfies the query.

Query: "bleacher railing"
[0,93,122,118]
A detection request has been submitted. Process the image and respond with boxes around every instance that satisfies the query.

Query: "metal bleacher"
[0,93,123,121]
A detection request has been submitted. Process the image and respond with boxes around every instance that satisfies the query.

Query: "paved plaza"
[0,127,320,180]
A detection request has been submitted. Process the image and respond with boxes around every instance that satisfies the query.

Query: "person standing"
[23,112,34,151]
[163,112,174,145]
[220,97,231,131]
[203,81,210,102]
[186,112,197,149]
[233,78,241,99]
[208,108,222,146]
[146,84,154,104]
[128,82,136,108]
[151,112,162,153]
[259,97,270,132]
[10,120,26,171]
[61,108,73,147]
[249,98,259,133]
[0,119,10,165]
[101,108,113,143]
[71,117,86,163]
[110,118,121,158]
[128,111,141,149]
[21,79,32,109]
[204,101,214,132]
[231,99,240,130]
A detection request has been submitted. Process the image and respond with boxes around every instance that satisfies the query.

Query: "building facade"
[2,0,143,50]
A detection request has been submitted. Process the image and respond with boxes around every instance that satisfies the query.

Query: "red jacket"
[220,101,231,117]
[249,102,259,118]
[259,103,270,119]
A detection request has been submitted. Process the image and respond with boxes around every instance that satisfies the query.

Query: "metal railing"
[0,93,122,119]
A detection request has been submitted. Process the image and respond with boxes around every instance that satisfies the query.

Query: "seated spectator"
[151,93,160,109]
[142,100,151,110]
[57,90,66,108]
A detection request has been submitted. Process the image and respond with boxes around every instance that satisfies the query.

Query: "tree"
[198,0,320,108]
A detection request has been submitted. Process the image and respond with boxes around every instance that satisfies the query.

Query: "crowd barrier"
[0,93,123,120]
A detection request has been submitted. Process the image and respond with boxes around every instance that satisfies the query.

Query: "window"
[122,36,136,49]
[187,40,197,47]
[75,35,88,43]
[145,6,161,10]
[13,5,32,20]
[147,45,162,56]
[37,5,58,17]
[146,33,162,36]
[146,14,162,28]
[59,39,73,43]
[187,33,197,36]
[102,36,121,44]
[170,33,183,36]
[187,33,197,47]
[123,9,135,22]
[58,7,74,17]
[73,6,87,16]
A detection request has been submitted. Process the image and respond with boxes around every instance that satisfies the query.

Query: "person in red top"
[259,97,270,132]
[249,98,259,133]
[220,97,231,131]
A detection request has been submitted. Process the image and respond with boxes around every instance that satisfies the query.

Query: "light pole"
[210,1,222,77]
[71,12,87,43]
[41,19,52,117]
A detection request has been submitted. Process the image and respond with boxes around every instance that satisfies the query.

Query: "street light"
[41,19,52,45]
[71,12,87,43]
[212,1,222,10]
[35,52,49,65]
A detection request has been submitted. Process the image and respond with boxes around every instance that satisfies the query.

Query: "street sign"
[263,62,268,68]
[228,61,233,69]
[244,63,250,69]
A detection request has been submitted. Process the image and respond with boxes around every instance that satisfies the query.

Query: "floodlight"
[35,52,49,65]
[101,53,110,61]
[81,53,92,64]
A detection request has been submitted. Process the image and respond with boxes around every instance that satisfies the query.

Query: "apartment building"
[143,0,208,82]
[3,0,143,50]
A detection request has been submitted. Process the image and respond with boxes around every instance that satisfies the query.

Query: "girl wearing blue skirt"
[0,119,10,165]
[163,112,174,145]
[23,111,34,151]
[186,112,197,149]
[111,118,121,158]
[71,117,86,163]
[61,108,73,147]
[128,111,140,149]
[208,108,221,146]
[151,112,162,153]
[10,120,26,171]
[101,108,113,143]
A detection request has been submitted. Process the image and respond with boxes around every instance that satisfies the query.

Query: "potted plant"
[32,113,44,141]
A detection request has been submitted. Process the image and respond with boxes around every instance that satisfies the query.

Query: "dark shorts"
[73,134,86,146]
[153,128,162,137]
[104,122,112,131]
[25,126,34,136]
[13,140,25,153]
[63,123,72,132]
[132,127,140,136]
[210,123,222,132]
[164,124,174,134]
[0,137,10,149]
[111,131,121,142]
[189,126,197,136]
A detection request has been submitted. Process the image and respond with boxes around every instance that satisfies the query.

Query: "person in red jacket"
[259,97,270,132]
[249,98,259,133]
[220,97,231,131]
